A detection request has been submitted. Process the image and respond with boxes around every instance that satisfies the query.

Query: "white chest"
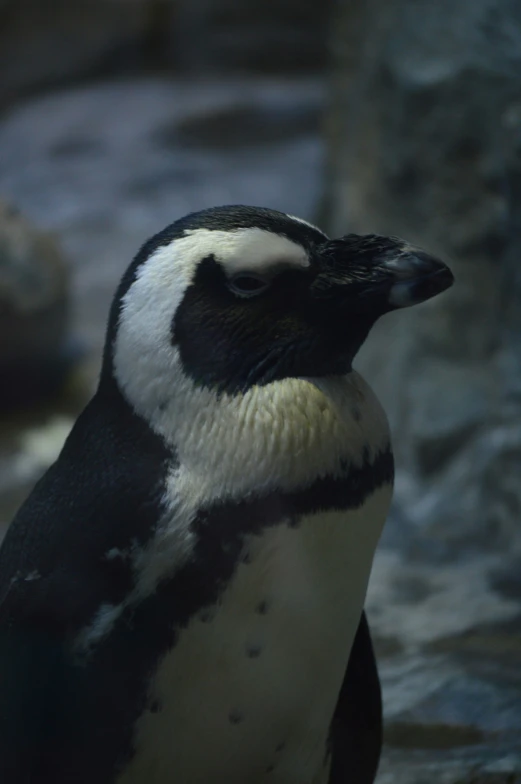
[117,484,391,784]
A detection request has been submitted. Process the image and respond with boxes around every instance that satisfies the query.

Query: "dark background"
[0,1,520,780]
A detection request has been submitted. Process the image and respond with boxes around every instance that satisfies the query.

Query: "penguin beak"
[314,234,454,312]
[381,246,454,308]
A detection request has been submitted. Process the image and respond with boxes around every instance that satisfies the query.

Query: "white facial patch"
[194,227,310,276]
[113,226,309,413]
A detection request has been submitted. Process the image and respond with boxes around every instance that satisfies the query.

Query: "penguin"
[0,205,453,784]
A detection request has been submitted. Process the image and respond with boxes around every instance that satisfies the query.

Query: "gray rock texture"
[0,198,73,407]
[0,0,149,105]
[0,0,330,106]
[325,0,521,556]
[172,0,332,73]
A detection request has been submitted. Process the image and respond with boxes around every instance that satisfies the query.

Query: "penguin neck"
[111,364,391,504]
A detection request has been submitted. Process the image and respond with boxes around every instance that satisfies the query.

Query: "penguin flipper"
[328,610,383,784]
[0,394,172,782]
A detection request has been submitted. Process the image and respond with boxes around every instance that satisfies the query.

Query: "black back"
[0,385,172,783]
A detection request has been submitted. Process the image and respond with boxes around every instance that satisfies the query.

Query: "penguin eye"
[228,273,271,298]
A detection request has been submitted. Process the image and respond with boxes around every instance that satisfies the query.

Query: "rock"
[0,0,149,106]
[366,545,521,781]
[0,199,75,408]
[0,0,331,107]
[324,0,521,557]
[173,0,332,73]
[162,99,321,150]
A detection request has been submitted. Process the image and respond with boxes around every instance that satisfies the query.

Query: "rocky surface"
[0,70,520,781]
[172,0,332,73]
[325,0,521,553]
[0,0,330,106]
[0,198,75,407]
[0,0,149,106]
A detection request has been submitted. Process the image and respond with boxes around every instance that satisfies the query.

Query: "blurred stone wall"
[173,0,330,73]
[324,0,521,556]
[0,0,148,105]
[0,0,331,107]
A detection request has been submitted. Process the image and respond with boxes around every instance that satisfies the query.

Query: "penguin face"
[109,206,453,399]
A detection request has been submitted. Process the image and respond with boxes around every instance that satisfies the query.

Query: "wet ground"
[0,76,519,782]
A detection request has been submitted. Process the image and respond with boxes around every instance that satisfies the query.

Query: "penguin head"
[106,205,453,406]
